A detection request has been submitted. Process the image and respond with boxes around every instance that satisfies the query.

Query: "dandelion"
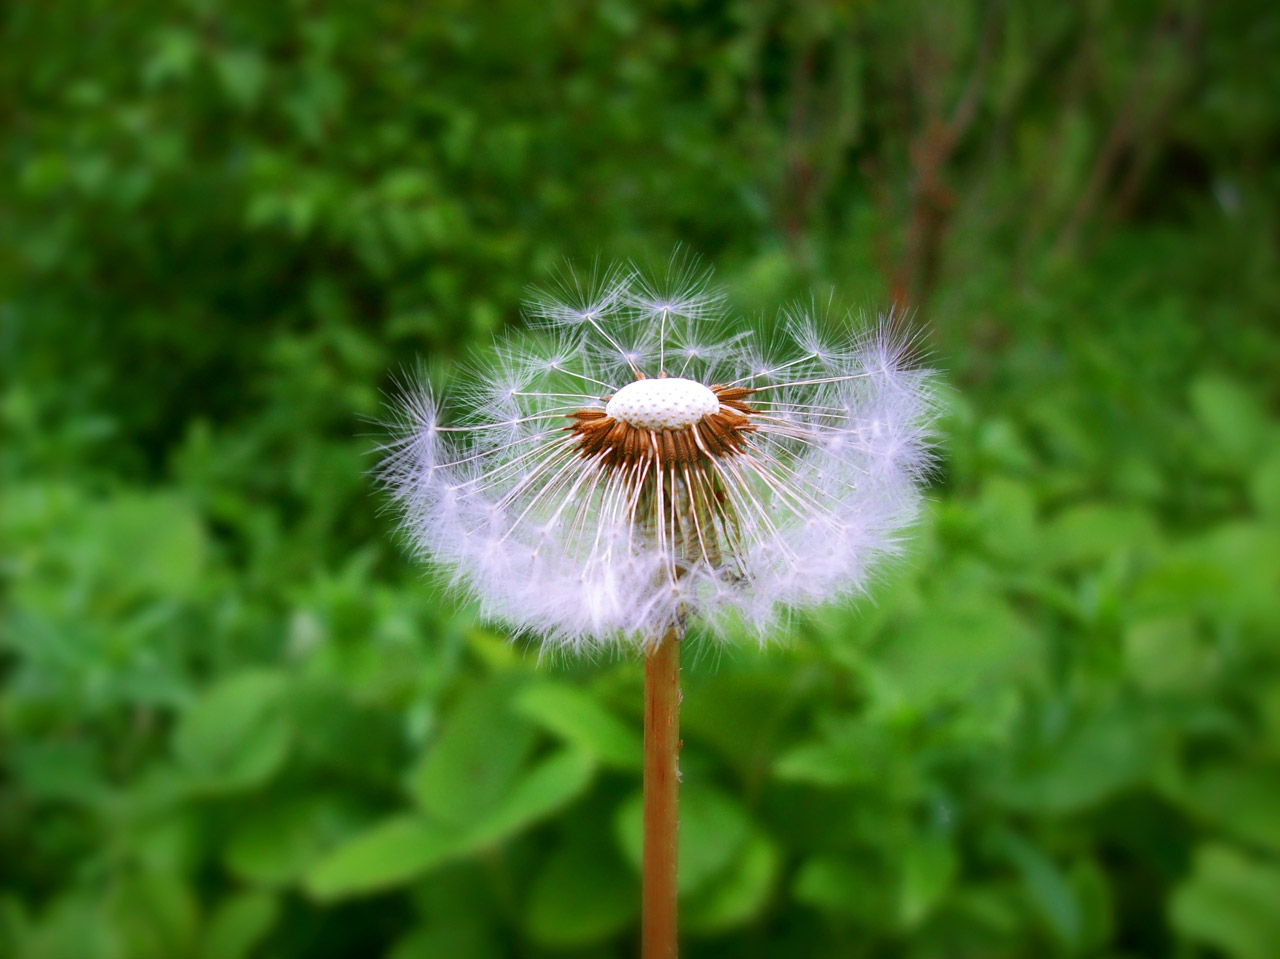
[381,263,936,649]
[378,257,938,958]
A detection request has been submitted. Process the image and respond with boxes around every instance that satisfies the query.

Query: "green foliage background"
[3,1,1278,956]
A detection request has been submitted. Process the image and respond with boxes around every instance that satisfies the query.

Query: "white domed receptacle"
[605,377,720,431]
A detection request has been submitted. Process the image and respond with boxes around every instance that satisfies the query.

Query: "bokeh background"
[3,2,1278,957]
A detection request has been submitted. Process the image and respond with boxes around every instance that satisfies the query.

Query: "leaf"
[304,749,594,901]
[1171,844,1280,959]
[523,832,638,947]
[1261,680,1280,763]
[388,865,507,959]
[792,855,892,923]
[1168,764,1280,854]
[387,923,503,959]
[1123,616,1211,694]
[144,28,200,87]
[773,719,891,788]
[225,795,364,885]
[9,740,108,807]
[990,829,1081,951]
[1190,375,1269,468]
[977,417,1036,473]
[130,810,201,877]
[407,678,537,826]
[615,785,751,896]
[1071,858,1115,952]
[681,668,806,777]
[87,493,207,602]
[973,476,1037,563]
[871,594,1042,712]
[213,50,268,110]
[1042,503,1158,569]
[172,671,290,792]
[1251,449,1280,521]
[992,705,1166,813]
[303,816,463,901]
[1131,523,1280,632]
[683,831,779,934]
[15,893,123,959]
[900,833,958,927]
[513,682,641,769]
[108,872,198,959]
[461,747,596,851]
[290,684,400,781]
[463,626,527,671]
[199,892,279,959]
[1196,523,1280,627]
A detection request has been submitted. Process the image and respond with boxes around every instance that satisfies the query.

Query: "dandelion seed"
[378,258,939,652]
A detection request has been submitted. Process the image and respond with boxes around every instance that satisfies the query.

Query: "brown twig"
[1112,9,1204,220]
[780,41,818,248]
[1052,1,1183,257]
[888,0,1005,310]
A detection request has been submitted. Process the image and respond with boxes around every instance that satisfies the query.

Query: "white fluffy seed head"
[379,257,939,653]
[605,377,720,431]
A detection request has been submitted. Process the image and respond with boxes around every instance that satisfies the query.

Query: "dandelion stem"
[643,625,681,959]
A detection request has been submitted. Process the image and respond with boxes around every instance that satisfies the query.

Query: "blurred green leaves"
[304,676,600,900]
[522,828,637,948]
[407,678,540,826]
[200,892,280,959]
[1172,845,1280,959]
[3,0,1279,957]
[301,743,601,901]
[174,671,290,792]
[514,681,642,770]
[304,816,462,902]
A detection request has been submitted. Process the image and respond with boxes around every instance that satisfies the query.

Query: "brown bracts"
[567,384,758,467]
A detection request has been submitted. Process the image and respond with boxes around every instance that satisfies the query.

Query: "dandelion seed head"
[380,258,940,651]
